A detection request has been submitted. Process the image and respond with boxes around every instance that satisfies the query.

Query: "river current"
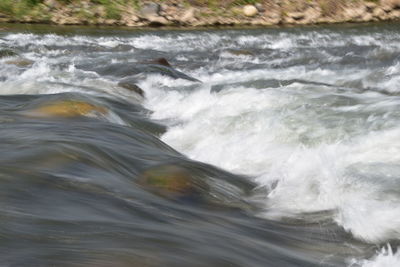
[1,23,400,266]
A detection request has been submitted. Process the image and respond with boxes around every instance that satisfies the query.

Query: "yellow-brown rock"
[137,165,206,200]
[30,100,107,118]
[5,59,34,67]
[226,49,255,56]
[382,0,400,9]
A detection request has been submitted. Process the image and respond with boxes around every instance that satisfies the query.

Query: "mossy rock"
[0,49,18,58]
[137,164,208,201]
[30,100,108,118]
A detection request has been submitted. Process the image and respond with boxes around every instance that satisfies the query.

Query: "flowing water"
[1,22,400,266]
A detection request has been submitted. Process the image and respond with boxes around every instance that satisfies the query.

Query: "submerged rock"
[225,49,255,56]
[5,58,34,67]
[0,49,18,58]
[137,163,257,211]
[138,57,201,82]
[28,100,107,118]
[137,164,208,202]
[118,80,144,96]
[140,57,172,67]
[82,57,201,83]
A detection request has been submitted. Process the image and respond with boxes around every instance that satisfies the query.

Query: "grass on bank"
[0,0,246,21]
[0,0,134,20]
[0,0,385,21]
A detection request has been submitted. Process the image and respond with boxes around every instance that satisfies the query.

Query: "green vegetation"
[0,0,138,21]
[187,0,261,8]
[0,0,392,25]
[0,0,38,18]
[91,0,123,19]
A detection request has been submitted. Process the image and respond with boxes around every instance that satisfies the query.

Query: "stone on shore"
[288,12,305,21]
[180,7,197,23]
[3,0,400,29]
[382,0,400,9]
[139,2,169,25]
[140,2,161,17]
[44,0,60,9]
[243,5,258,17]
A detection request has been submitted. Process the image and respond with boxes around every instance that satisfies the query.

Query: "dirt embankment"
[1,0,400,27]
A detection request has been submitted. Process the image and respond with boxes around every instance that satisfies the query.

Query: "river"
[1,22,400,266]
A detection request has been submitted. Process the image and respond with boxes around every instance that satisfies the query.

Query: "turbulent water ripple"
[1,23,400,266]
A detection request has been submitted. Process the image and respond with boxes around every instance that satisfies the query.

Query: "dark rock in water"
[137,163,257,210]
[144,64,200,82]
[140,57,172,67]
[80,57,201,83]
[137,164,208,202]
[0,49,18,58]
[118,80,144,96]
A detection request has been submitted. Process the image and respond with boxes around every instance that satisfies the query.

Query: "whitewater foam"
[351,246,400,267]
[144,55,400,245]
[3,27,400,248]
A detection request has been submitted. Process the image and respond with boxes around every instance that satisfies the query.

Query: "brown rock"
[142,57,172,67]
[137,2,170,25]
[303,7,321,23]
[5,59,34,67]
[139,2,161,18]
[265,11,282,24]
[118,81,144,96]
[343,6,366,21]
[44,0,60,9]
[93,6,106,18]
[373,7,387,19]
[362,13,373,21]
[231,6,242,16]
[28,100,108,118]
[137,165,208,200]
[365,2,377,11]
[146,15,169,26]
[255,3,265,12]
[104,19,117,25]
[388,9,400,19]
[382,0,400,9]
[180,7,197,23]
[287,11,305,20]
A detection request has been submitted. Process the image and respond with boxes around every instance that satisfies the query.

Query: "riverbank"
[0,0,400,27]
